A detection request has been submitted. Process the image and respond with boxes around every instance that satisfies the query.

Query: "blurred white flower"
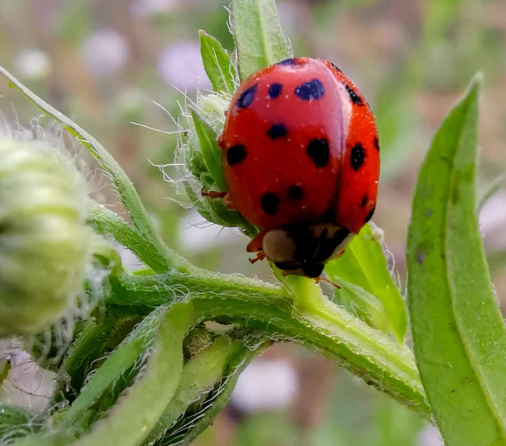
[418,424,443,446]
[114,242,146,272]
[82,29,130,79]
[130,0,180,17]
[479,191,506,249]
[0,343,55,413]
[230,358,299,412]
[178,209,240,252]
[13,49,51,79]
[157,41,211,90]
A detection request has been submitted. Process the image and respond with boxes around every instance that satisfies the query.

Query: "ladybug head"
[262,224,353,278]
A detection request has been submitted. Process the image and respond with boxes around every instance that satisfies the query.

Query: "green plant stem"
[87,206,191,274]
[107,271,430,417]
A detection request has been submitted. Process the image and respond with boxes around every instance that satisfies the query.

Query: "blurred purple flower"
[82,29,130,79]
[157,41,211,90]
[130,0,180,17]
[479,191,506,250]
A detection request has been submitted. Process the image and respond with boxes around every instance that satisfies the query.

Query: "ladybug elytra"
[209,57,379,278]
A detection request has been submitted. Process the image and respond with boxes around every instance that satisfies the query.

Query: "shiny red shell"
[218,57,379,235]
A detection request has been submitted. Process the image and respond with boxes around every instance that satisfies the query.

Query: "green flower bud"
[0,137,91,337]
[180,93,257,236]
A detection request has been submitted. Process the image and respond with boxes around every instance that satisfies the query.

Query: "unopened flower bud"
[181,93,257,236]
[0,137,91,337]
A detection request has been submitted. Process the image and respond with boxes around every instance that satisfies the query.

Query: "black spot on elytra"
[330,62,342,73]
[227,145,247,166]
[365,207,375,223]
[374,137,380,151]
[295,79,325,101]
[288,185,304,200]
[306,138,330,168]
[361,194,368,208]
[236,85,257,108]
[261,193,280,215]
[350,143,365,171]
[267,124,288,140]
[268,83,283,99]
[277,58,297,66]
[345,84,364,106]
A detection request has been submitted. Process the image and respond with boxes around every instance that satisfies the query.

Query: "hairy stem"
[108,271,429,417]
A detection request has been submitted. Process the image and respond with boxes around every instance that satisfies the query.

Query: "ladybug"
[210,57,379,278]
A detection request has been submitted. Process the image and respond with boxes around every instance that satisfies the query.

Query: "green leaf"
[156,345,266,446]
[230,0,293,80]
[146,336,248,444]
[191,109,227,192]
[327,276,391,336]
[325,224,407,342]
[199,30,236,95]
[407,75,506,446]
[0,66,183,271]
[72,302,195,446]
[56,307,165,430]
[0,404,35,439]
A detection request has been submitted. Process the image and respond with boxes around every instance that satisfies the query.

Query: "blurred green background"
[0,0,505,444]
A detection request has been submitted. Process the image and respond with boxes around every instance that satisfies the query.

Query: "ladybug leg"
[201,189,227,199]
[249,251,266,264]
[201,189,237,210]
[247,230,268,263]
[329,249,346,261]
[316,276,342,290]
[246,230,268,253]
[224,194,237,210]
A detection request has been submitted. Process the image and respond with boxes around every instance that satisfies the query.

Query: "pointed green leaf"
[325,224,407,342]
[191,109,227,192]
[72,303,194,446]
[199,30,236,95]
[231,0,293,80]
[407,75,506,446]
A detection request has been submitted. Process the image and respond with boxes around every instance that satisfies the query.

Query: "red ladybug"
[212,57,379,278]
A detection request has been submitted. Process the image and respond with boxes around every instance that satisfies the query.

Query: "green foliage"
[190,109,227,192]
[326,223,407,342]
[0,1,504,445]
[199,30,237,95]
[231,0,293,80]
[407,76,506,446]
